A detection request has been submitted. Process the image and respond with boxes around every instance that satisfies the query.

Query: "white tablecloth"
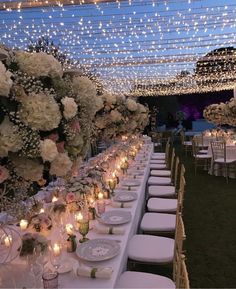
[0,143,153,288]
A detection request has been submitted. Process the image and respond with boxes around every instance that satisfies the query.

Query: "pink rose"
[70,120,81,133]
[56,141,65,153]
[66,192,76,203]
[0,166,9,184]
[47,133,59,142]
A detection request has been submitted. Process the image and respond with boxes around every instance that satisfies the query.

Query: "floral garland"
[0,46,101,198]
[203,98,236,126]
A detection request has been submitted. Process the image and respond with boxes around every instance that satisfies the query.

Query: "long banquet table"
[0,141,153,288]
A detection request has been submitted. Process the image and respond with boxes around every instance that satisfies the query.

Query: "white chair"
[150,148,175,177]
[148,158,182,198]
[142,175,186,235]
[180,130,192,156]
[147,175,186,214]
[211,140,236,183]
[140,212,176,235]
[127,213,185,267]
[192,138,211,175]
[116,254,189,289]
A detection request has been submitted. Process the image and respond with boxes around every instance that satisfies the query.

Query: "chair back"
[174,254,190,289]
[174,157,180,188]
[192,138,201,157]
[211,140,226,161]
[170,148,176,180]
[177,174,186,214]
[165,139,171,165]
[173,213,186,282]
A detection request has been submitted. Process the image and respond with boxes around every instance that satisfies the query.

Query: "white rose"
[126,98,138,112]
[61,97,78,120]
[50,153,73,177]
[0,61,13,97]
[40,139,58,162]
[16,51,63,78]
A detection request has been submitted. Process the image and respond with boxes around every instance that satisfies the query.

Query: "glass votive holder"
[42,271,58,289]
[97,200,105,215]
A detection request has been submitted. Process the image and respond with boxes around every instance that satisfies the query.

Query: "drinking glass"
[42,271,58,289]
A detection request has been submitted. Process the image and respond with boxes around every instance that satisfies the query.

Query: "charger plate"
[76,239,120,262]
[98,210,132,225]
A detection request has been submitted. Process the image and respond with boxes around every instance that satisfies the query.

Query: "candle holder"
[67,234,77,252]
[78,220,89,243]
[88,206,96,220]
[120,161,129,174]
[108,178,117,196]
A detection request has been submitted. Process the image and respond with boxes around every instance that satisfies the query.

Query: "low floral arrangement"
[29,213,52,233]
[19,232,48,257]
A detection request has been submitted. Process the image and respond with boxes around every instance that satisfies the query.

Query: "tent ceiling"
[0,0,236,95]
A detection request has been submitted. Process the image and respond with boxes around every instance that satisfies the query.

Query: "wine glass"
[27,248,44,288]
[49,243,62,272]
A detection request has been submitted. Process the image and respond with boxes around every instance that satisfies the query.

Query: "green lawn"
[181,152,236,288]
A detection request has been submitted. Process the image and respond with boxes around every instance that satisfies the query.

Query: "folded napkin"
[74,264,113,279]
[94,224,125,235]
[111,201,132,208]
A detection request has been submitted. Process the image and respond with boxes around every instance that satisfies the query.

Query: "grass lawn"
[180,152,236,288]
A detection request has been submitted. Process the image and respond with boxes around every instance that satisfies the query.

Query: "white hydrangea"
[0,61,13,97]
[0,117,23,157]
[16,51,63,78]
[19,92,62,131]
[110,110,123,123]
[40,139,58,162]
[11,156,43,181]
[126,98,138,112]
[61,97,78,120]
[50,153,73,177]
[72,76,97,99]
[102,92,117,104]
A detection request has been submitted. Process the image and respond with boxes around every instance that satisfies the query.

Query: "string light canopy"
[0,0,236,96]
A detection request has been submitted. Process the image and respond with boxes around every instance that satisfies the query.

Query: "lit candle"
[53,243,61,257]
[65,224,74,235]
[20,219,28,230]
[52,196,58,202]
[39,208,45,213]
[75,212,83,222]
[98,192,103,200]
[4,235,12,248]
[97,192,105,215]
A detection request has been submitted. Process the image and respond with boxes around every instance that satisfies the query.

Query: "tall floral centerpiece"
[94,93,149,141]
[0,45,100,200]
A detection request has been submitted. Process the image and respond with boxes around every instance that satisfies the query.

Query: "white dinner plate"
[113,192,137,202]
[76,239,120,262]
[98,210,132,225]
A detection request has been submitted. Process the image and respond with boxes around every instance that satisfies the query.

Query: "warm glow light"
[4,235,12,248]
[65,223,74,235]
[52,196,58,202]
[52,243,61,257]
[20,219,28,230]
[98,192,103,200]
